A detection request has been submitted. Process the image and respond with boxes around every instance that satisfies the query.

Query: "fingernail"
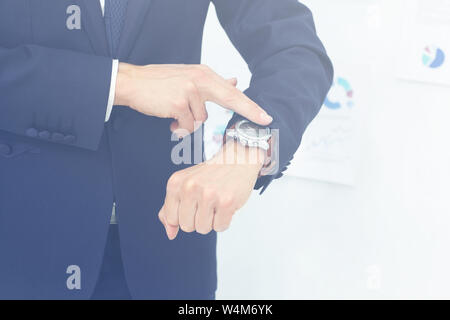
[260,113,273,123]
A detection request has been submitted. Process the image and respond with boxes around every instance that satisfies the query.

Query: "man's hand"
[114,63,273,134]
[158,141,265,240]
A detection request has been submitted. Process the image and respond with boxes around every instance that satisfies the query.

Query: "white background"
[201,0,450,299]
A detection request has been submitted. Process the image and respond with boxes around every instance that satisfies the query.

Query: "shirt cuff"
[105,59,119,122]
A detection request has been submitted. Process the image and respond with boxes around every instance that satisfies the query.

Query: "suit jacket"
[0,0,333,299]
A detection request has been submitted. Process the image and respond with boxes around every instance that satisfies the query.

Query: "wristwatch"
[226,120,272,151]
[225,119,277,176]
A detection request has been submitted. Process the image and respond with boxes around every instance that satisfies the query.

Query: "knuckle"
[228,86,240,98]
[219,195,234,209]
[221,91,237,105]
[185,81,196,93]
[202,188,217,203]
[182,179,197,194]
[173,99,187,112]
[167,173,182,191]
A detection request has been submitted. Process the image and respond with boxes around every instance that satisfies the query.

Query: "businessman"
[0,0,333,299]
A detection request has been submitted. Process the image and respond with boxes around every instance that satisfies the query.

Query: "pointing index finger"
[214,87,273,126]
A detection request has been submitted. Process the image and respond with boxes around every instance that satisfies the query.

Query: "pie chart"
[422,46,445,69]
[323,77,354,110]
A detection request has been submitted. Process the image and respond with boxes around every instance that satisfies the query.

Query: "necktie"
[104,0,129,58]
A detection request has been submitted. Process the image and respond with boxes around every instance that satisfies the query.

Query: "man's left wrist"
[214,140,265,170]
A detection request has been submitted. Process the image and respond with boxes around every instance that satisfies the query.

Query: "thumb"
[166,220,179,240]
[159,208,180,240]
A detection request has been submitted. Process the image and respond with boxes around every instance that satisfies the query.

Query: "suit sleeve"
[212,0,334,193]
[0,44,113,151]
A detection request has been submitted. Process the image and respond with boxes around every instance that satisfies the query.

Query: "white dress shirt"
[99,0,106,15]
[100,0,119,223]
[100,0,119,123]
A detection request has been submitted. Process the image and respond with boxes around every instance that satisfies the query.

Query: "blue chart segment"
[323,77,354,110]
[422,46,445,69]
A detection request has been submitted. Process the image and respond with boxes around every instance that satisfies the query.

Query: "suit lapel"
[117,0,153,60]
[80,0,109,56]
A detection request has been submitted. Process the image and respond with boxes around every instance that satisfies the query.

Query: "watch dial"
[238,122,269,138]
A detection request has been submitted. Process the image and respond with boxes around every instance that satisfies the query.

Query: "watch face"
[237,121,271,139]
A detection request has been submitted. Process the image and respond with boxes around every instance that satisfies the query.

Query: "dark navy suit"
[0,0,333,299]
